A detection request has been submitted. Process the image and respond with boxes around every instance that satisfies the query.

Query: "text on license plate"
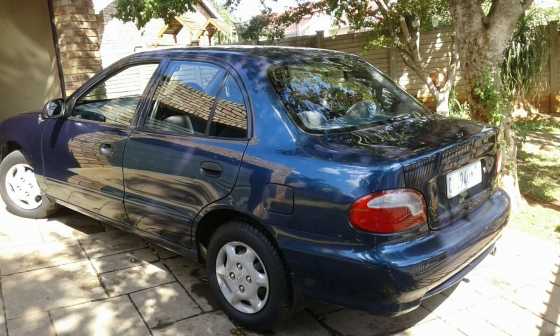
[446,160,482,198]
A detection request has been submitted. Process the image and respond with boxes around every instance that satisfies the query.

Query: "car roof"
[131,46,350,64]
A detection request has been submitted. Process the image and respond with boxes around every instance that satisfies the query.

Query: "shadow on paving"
[538,256,560,336]
[0,204,451,336]
[4,203,559,335]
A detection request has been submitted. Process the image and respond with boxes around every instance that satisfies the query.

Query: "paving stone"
[441,309,509,336]
[422,283,491,317]
[91,248,159,274]
[505,282,560,324]
[245,311,329,336]
[2,261,106,319]
[152,311,239,336]
[50,296,150,336]
[0,213,44,247]
[39,211,105,242]
[130,282,201,329]
[2,201,560,336]
[163,257,218,311]
[79,230,146,259]
[468,297,557,336]
[0,240,87,275]
[7,311,55,336]
[321,306,434,336]
[148,245,178,259]
[100,262,175,296]
[396,317,465,336]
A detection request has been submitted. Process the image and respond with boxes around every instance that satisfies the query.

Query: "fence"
[265,22,560,113]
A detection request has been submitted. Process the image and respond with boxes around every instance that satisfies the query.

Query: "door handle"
[99,143,113,157]
[200,161,222,177]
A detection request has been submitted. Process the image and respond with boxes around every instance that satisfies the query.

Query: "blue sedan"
[0,47,509,331]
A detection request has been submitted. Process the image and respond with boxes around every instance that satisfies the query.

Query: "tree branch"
[373,0,390,15]
[400,53,440,98]
[443,36,460,92]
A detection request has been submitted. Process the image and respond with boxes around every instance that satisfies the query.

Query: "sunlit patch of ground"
[514,116,560,239]
[511,202,560,240]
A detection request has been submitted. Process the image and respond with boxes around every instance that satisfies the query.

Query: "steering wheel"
[345,100,380,119]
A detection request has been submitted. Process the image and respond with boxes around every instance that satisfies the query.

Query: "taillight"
[349,189,427,234]
[495,150,503,174]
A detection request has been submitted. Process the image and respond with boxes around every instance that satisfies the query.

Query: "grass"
[512,116,560,239]
[510,202,560,241]
[514,117,560,204]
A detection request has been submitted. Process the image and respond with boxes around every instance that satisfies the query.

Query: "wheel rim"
[4,163,42,210]
[215,241,269,314]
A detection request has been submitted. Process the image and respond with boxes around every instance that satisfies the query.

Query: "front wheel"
[207,221,292,331]
[0,150,58,218]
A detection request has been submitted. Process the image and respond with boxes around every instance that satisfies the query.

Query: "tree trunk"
[435,88,451,117]
[448,0,532,211]
[500,114,523,209]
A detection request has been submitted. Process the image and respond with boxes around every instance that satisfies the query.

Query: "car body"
[0,47,509,330]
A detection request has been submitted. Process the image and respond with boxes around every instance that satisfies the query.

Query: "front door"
[123,60,250,247]
[41,62,160,222]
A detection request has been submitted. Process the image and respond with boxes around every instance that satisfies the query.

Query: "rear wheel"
[207,221,292,331]
[0,150,58,218]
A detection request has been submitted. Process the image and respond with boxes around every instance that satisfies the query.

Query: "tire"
[207,220,292,331]
[0,150,58,218]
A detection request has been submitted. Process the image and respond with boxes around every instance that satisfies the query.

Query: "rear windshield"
[269,55,427,132]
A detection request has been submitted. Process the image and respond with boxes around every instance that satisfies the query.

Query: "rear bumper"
[280,188,510,314]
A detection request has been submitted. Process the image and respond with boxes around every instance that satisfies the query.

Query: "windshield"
[269,55,428,132]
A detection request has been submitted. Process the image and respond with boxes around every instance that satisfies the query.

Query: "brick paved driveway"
[0,201,557,336]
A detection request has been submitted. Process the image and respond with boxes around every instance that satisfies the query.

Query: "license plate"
[446,160,482,198]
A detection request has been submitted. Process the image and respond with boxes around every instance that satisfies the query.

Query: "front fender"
[0,112,46,186]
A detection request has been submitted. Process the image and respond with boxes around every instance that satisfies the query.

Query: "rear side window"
[145,61,225,135]
[209,75,248,139]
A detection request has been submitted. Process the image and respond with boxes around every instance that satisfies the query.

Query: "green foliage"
[472,69,506,125]
[363,0,451,49]
[449,89,470,119]
[501,9,550,100]
[292,0,449,49]
[237,13,285,43]
[115,0,196,28]
[535,0,560,22]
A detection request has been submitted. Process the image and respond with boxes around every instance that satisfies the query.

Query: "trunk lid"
[323,115,499,229]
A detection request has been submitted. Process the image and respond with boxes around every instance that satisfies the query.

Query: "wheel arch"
[195,206,278,253]
[0,141,23,161]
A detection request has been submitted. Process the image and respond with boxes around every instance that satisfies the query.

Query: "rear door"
[42,61,160,222]
[123,59,250,247]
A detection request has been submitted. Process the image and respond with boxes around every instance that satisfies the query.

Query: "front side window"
[269,55,427,132]
[73,63,158,126]
[145,61,225,135]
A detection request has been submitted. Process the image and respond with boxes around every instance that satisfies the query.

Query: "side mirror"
[42,99,66,119]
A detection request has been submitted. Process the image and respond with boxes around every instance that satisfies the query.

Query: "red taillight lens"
[349,189,427,234]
